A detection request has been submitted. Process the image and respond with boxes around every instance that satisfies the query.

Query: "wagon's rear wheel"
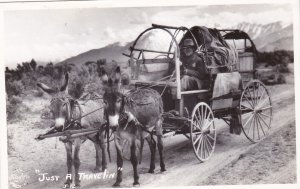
[190,102,216,162]
[240,80,272,143]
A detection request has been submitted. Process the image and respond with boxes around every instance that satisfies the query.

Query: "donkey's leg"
[113,137,123,187]
[64,142,73,188]
[130,140,139,186]
[146,136,156,173]
[74,139,81,187]
[99,130,108,171]
[93,141,102,172]
[157,135,166,172]
[156,119,166,172]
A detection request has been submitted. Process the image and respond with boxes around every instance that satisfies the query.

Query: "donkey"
[101,66,166,186]
[37,73,107,188]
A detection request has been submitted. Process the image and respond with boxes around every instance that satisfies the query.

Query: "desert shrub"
[33,89,44,97]
[7,130,14,155]
[257,50,294,71]
[6,95,23,120]
[277,74,286,84]
[68,79,85,99]
[278,64,290,73]
[6,80,24,96]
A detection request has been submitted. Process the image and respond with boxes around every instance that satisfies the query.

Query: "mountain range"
[59,21,293,67]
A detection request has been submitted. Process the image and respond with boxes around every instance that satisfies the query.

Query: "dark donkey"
[37,73,107,188]
[101,66,166,186]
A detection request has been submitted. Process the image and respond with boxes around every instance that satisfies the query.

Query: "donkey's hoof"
[62,184,71,189]
[93,167,102,172]
[161,167,166,172]
[74,183,81,188]
[133,182,140,187]
[148,169,155,173]
[112,182,121,187]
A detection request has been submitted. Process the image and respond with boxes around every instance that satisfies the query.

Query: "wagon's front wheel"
[190,102,216,162]
[240,80,273,143]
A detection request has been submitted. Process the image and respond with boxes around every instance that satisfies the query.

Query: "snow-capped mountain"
[232,21,293,51]
[58,21,293,67]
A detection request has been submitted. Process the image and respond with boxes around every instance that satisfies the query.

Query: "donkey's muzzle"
[54,118,65,129]
[108,115,119,127]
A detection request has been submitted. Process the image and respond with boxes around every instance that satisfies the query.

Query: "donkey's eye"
[116,98,122,103]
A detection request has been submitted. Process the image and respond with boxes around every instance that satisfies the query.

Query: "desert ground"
[7,65,296,188]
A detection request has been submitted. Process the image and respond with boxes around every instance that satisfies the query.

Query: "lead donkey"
[101,66,166,186]
[37,73,107,188]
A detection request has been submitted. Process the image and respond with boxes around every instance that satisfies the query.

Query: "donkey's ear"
[115,66,121,74]
[60,73,69,92]
[37,83,57,94]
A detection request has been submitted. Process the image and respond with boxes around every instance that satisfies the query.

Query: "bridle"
[50,97,82,131]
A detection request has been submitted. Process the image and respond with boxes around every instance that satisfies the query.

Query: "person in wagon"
[180,38,241,135]
[180,38,208,91]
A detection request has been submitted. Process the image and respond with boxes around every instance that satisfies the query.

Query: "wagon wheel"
[122,139,141,161]
[190,102,216,162]
[240,80,272,143]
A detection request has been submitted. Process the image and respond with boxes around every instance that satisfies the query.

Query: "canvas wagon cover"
[180,26,238,70]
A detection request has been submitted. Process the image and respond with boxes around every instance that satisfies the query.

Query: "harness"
[117,93,156,137]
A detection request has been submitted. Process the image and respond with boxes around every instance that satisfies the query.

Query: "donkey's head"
[101,66,126,129]
[37,73,71,130]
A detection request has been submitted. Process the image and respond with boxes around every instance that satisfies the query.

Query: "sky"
[4,3,293,68]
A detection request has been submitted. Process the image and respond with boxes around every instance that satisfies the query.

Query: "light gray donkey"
[37,73,107,188]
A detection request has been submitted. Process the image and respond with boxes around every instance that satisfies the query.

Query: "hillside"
[57,22,293,67]
[57,42,132,67]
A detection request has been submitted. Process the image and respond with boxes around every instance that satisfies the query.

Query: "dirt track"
[7,72,296,188]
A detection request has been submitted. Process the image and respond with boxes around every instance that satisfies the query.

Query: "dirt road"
[7,76,295,188]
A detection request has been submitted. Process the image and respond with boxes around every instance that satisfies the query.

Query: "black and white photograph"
[1,0,299,188]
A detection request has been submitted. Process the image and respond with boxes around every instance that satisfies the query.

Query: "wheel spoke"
[196,135,202,153]
[256,114,266,136]
[257,113,271,129]
[193,134,202,145]
[193,111,202,128]
[247,113,255,136]
[206,133,215,141]
[193,123,201,131]
[206,135,213,150]
[252,83,257,106]
[257,85,266,107]
[199,135,203,157]
[259,106,272,111]
[252,114,256,140]
[193,131,202,135]
[244,90,254,108]
[240,104,253,111]
[197,108,203,126]
[203,136,210,158]
[204,119,214,130]
[243,113,254,128]
[255,115,260,140]
[256,97,269,110]
[241,111,254,119]
[260,112,272,119]
[247,86,255,107]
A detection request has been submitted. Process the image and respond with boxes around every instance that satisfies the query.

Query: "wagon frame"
[123,23,273,162]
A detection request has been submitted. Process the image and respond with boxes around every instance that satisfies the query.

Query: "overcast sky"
[4,3,292,68]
